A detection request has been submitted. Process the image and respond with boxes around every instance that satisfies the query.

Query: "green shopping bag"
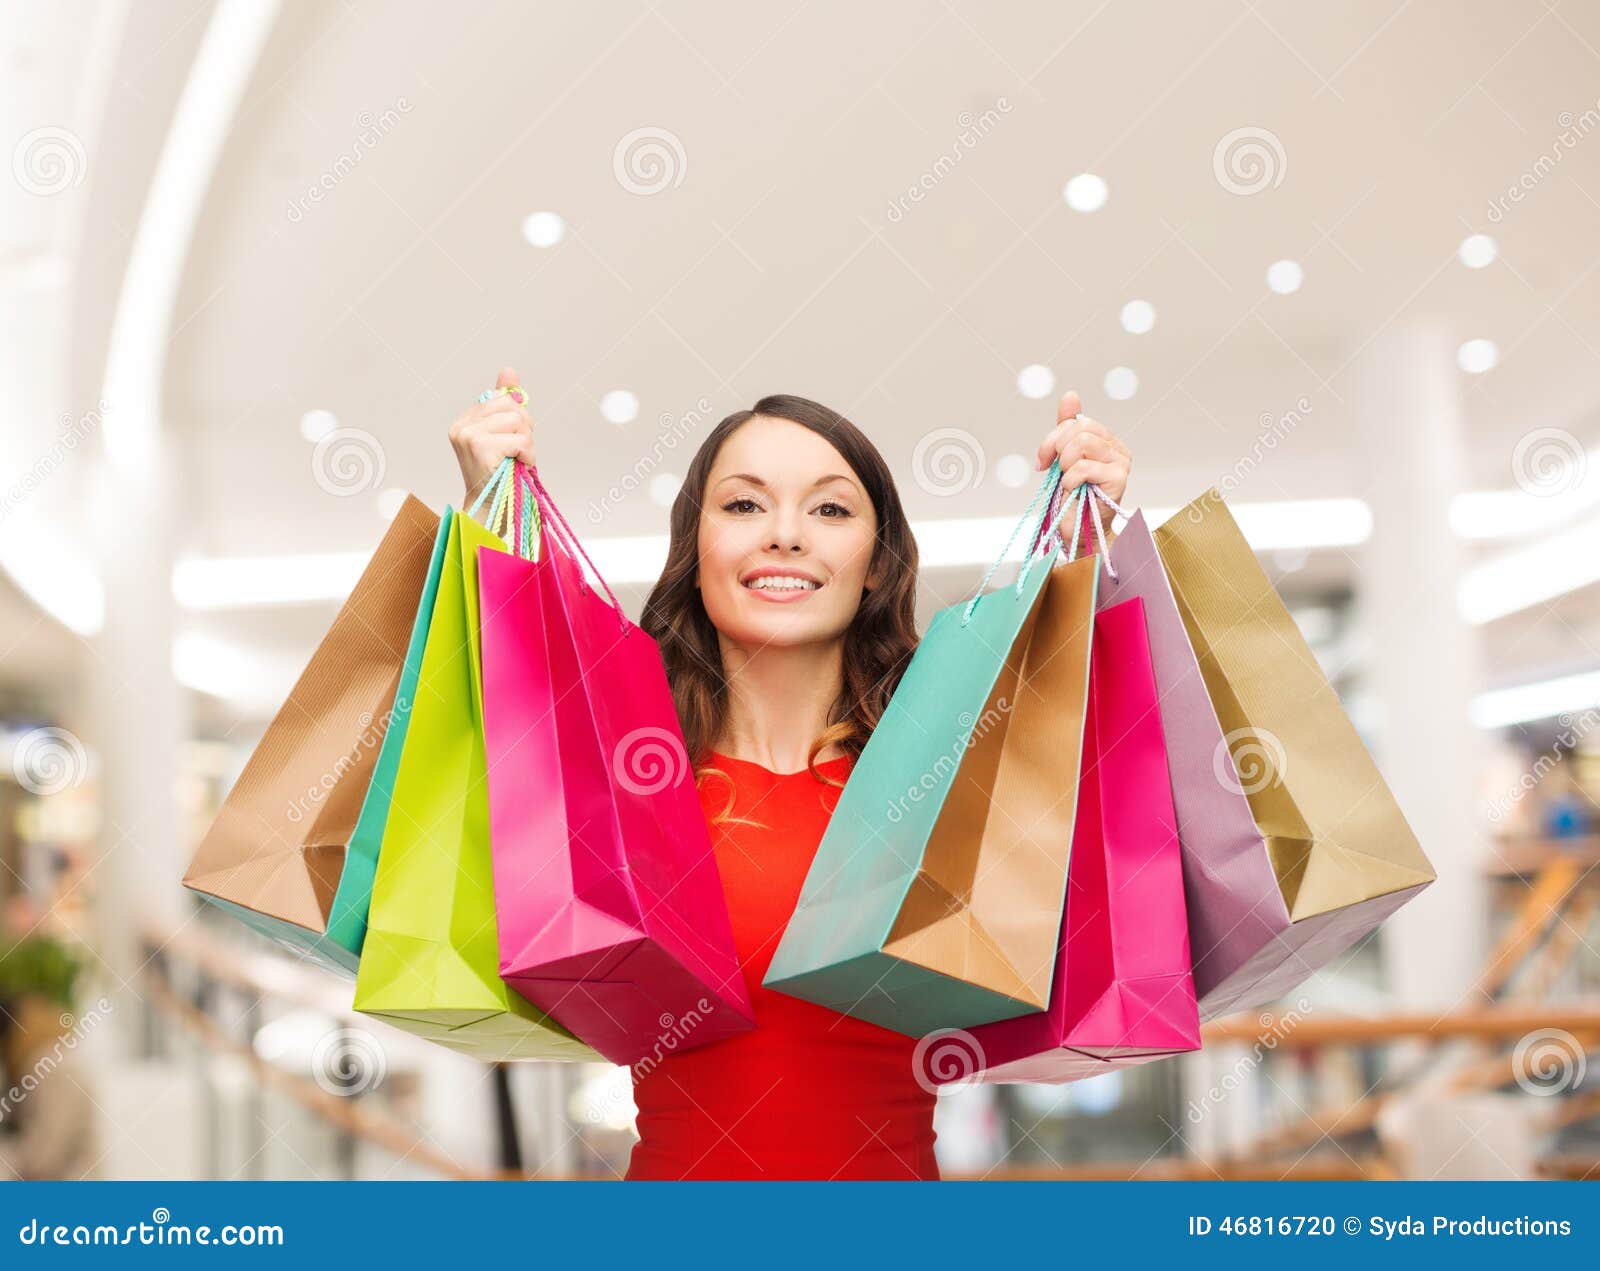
[765,460,1099,1036]
[353,499,598,1062]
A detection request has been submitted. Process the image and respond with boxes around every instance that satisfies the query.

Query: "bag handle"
[519,464,630,629]
[959,458,1065,627]
[467,456,628,628]
[468,455,537,557]
[1029,478,1128,581]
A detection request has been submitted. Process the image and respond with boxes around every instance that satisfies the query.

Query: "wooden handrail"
[1203,1004,1600,1047]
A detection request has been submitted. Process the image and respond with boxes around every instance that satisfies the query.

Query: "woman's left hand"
[1034,390,1132,533]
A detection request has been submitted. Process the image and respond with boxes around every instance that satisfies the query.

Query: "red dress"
[625,749,940,1180]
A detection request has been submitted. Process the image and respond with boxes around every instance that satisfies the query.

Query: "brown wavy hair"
[639,395,921,821]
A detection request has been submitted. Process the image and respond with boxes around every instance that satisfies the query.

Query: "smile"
[741,573,823,600]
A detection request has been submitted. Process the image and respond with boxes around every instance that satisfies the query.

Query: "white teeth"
[744,575,820,591]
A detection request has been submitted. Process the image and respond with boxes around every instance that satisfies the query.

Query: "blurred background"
[2,0,1598,1181]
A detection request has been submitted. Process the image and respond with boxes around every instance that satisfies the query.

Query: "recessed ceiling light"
[1103,366,1138,400]
[1266,259,1303,294]
[1016,364,1055,399]
[522,211,566,247]
[377,488,408,520]
[1458,233,1497,269]
[1457,338,1498,374]
[649,473,680,506]
[1120,300,1155,334]
[600,389,639,424]
[996,453,1031,488]
[299,409,338,443]
[1062,173,1107,212]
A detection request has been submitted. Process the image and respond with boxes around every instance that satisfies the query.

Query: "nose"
[768,505,806,553]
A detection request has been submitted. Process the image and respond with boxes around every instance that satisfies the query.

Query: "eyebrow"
[715,472,859,492]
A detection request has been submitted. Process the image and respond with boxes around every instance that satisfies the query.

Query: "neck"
[714,634,847,771]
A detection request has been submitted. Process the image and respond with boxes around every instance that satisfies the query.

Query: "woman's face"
[695,415,881,650]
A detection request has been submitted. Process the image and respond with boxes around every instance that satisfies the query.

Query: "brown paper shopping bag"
[183,495,440,974]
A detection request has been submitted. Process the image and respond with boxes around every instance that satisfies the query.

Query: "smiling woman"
[648,395,923,781]
[447,376,1133,1180]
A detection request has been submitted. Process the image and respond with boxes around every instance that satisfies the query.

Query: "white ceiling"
[9,0,1600,717]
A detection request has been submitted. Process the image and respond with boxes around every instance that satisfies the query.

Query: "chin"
[715,606,844,649]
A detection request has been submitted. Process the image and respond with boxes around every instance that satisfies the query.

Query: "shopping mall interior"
[1,1,1597,1181]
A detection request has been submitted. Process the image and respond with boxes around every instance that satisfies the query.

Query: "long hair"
[640,395,920,814]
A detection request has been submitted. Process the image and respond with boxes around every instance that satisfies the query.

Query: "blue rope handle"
[960,458,1065,627]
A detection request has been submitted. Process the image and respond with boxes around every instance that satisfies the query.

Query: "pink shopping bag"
[477,462,755,1066]
[947,592,1200,1083]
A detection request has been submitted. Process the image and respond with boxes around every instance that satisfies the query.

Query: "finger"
[495,366,520,390]
[471,407,532,432]
[1056,432,1118,469]
[1055,390,1082,426]
[1036,421,1071,470]
[1061,458,1120,489]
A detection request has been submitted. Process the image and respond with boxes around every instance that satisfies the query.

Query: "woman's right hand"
[449,365,539,508]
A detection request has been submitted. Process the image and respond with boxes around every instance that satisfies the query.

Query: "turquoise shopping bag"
[764,461,1099,1036]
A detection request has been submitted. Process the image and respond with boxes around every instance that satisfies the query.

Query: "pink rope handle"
[515,463,629,625]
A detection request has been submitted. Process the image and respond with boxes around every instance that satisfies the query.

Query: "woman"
[449,368,1132,1180]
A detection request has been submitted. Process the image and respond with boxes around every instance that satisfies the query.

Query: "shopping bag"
[952,586,1201,1083]
[183,495,439,975]
[477,461,754,1065]
[1148,488,1436,1019]
[352,490,598,1062]
[764,458,1097,1036]
[326,507,453,959]
[1026,481,1287,1021]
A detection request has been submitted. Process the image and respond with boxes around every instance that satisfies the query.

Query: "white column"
[1350,320,1488,1009]
[89,438,187,1055]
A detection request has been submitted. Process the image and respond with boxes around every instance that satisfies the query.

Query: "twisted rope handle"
[960,458,1065,627]
[1057,482,1129,580]
[520,465,629,628]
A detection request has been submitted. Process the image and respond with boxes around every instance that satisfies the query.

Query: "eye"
[815,500,852,518]
[722,497,761,514]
